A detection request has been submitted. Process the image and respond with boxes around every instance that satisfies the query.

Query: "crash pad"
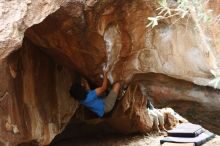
[160,130,215,146]
[162,142,195,146]
[167,123,204,137]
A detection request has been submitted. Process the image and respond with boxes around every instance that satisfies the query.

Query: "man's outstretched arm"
[95,71,108,96]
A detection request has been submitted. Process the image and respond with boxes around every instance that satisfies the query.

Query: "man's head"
[69,83,87,101]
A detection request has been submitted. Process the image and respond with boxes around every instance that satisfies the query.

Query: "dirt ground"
[50,133,220,146]
[49,118,220,146]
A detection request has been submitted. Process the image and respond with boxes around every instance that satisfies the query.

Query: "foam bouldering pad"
[162,142,195,146]
[160,130,215,146]
[167,123,204,137]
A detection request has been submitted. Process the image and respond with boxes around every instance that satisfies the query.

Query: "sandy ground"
[51,133,220,146]
[50,120,220,146]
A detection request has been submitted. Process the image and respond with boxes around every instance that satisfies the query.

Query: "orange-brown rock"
[108,83,153,134]
[26,0,220,88]
[0,39,78,145]
[0,0,64,59]
[131,73,220,134]
[1,0,220,145]
[26,0,107,84]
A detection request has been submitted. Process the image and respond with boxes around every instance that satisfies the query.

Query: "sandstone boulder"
[0,0,220,145]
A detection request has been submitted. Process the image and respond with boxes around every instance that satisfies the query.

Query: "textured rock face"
[26,0,220,88]
[1,0,220,145]
[0,39,78,145]
[0,0,64,59]
[108,83,153,134]
[26,0,107,83]
[131,73,220,134]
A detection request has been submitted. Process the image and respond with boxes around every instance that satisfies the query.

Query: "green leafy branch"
[146,0,214,28]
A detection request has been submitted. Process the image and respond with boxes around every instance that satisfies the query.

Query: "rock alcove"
[1,0,220,145]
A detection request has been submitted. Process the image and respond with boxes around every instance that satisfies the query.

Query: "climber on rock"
[69,71,123,117]
[146,98,167,133]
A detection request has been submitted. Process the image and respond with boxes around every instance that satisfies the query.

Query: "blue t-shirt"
[80,90,105,117]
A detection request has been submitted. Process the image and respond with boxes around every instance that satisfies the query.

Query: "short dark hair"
[69,83,86,101]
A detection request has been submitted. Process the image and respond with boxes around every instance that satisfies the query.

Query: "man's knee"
[112,82,120,95]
